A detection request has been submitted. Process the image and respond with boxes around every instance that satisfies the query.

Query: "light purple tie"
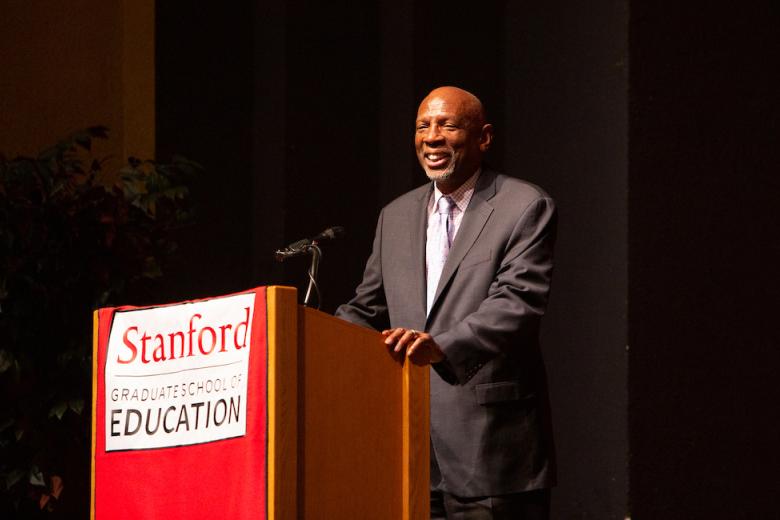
[427,195,454,315]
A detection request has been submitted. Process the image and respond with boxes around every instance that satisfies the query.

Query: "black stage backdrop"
[156,1,777,518]
[628,2,779,517]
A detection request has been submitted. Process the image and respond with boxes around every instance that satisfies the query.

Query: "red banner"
[91,287,268,519]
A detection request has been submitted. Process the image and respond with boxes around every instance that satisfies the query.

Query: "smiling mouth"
[424,152,451,169]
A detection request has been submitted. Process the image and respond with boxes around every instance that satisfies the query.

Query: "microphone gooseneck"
[272,226,345,309]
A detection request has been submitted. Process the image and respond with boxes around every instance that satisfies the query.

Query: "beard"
[423,164,456,182]
[420,152,458,182]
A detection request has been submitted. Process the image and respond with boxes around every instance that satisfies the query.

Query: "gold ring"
[409,329,418,337]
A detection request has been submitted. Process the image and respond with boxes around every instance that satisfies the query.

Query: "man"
[336,86,557,519]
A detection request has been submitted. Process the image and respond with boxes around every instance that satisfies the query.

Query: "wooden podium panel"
[267,287,299,520]
[266,287,429,519]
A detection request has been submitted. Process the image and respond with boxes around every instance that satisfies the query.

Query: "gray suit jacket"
[336,168,557,497]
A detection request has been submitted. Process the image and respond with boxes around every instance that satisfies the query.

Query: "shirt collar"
[432,168,481,212]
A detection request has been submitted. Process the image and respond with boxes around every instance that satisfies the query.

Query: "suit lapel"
[428,170,497,321]
[409,184,432,327]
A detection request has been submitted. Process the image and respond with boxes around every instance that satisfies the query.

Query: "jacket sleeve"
[334,209,391,331]
[433,196,557,384]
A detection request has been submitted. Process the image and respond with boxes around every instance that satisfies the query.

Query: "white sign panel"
[104,293,255,451]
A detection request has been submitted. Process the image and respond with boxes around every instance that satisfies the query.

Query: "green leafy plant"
[0,127,198,516]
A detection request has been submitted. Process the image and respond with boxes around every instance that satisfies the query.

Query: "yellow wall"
[0,0,154,165]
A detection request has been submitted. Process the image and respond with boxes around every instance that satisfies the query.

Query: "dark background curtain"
[155,1,778,517]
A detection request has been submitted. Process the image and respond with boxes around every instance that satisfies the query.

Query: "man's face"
[415,91,490,188]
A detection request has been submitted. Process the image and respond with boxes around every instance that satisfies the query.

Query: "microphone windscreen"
[314,226,345,242]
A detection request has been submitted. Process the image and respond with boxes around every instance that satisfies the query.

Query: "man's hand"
[381,328,445,366]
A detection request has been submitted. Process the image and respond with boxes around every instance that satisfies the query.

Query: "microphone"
[274,226,345,262]
[312,226,345,244]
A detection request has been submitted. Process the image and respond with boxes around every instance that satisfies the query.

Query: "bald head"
[415,86,493,192]
[420,86,487,129]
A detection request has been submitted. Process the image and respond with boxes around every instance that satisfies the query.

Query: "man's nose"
[423,126,444,144]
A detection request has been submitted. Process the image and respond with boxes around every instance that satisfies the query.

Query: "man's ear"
[479,124,494,152]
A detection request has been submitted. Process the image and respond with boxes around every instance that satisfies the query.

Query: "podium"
[91,286,429,519]
[267,286,429,519]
